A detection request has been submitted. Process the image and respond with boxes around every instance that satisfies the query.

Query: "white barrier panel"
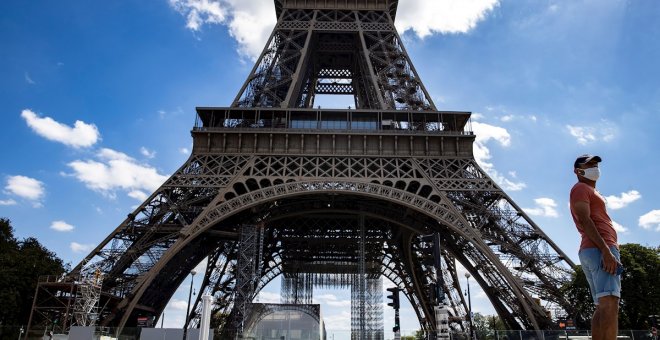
[140,328,184,340]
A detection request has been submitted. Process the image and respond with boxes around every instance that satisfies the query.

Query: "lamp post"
[183,270,197,340]
[465,272,474,340]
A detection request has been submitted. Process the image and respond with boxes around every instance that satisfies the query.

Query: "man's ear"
[574,168,583,175]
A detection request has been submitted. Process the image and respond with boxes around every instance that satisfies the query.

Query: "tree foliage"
[0,218,67,326]
[618,243,660,329]
[400,330,426,340]
[560,265,594,328]
[473,313,507,340]
[561,243,660,329]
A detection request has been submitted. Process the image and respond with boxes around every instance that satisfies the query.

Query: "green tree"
[560,265,594,328]
[618,243,660,329]
[0,218,67,326]
[472,313,506,340]
[561,243,660,329]
[401,330,425,340]
[486,314,506,332]
[473,312,488,339]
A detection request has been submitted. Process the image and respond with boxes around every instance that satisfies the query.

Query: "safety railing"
[193,107,475,136]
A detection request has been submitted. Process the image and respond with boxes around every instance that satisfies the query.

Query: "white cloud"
[128,190,149,202]
[0,199,17,206]
[314,294,352,307]
[170,0,497,61]
[70,242,94,253]
[566,125,595,144]
[611,220,628,233]
[50,220,75,232]
[472,121,511,168]
[169,0,227,31]
[169,0,276,60]
[66,148,168,199]
[157,107,185,119]
[499,114,537,123]
[224,1,278,60]
[24,72,36,84]
[322,311,352,330]
[490,172,526,191]
[566,120,617,145]
[21,109,100,148]
[169,299,189,310]
[257,291,280,304]
[471,121,525,191]
[524,198,559,218]
[605,190,641,210]
[140,147,156,159]
[180,147,190,154]
[395,0,500,38]
[5,175,45,201]
[639,210,660,231]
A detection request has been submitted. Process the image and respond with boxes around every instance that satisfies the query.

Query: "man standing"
[570,154,622,340]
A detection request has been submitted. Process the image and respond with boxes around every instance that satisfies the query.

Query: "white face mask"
[581,167,600,181]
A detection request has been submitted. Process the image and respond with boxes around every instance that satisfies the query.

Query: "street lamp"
[465,272,474,340]
[183,270,197,340]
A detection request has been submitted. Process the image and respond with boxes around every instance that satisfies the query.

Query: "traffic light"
[386,287,400,309]
[393,323,400,333]
[649,315,659,327]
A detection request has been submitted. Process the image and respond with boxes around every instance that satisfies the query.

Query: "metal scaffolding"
[281,274,314,304]
[72,269,102,327]
[231,224,263,337]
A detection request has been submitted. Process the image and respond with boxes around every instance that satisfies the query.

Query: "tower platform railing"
[194,107,474,135]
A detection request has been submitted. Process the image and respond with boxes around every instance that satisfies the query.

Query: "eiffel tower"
[28,0,576,338]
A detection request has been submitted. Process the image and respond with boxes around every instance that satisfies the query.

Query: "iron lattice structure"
[28,0,577,338]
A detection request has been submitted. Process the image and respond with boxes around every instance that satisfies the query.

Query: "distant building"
[243,304,326,340]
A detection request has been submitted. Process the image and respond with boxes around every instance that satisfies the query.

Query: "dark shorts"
[578,246,621,305]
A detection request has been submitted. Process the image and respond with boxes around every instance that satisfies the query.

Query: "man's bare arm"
[573,201,618,275]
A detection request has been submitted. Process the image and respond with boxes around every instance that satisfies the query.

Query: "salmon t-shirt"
[569,182,618,250]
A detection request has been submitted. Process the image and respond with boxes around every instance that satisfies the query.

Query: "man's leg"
[597,296,619,340]
[579,249,601,340]
[591,307,601,340]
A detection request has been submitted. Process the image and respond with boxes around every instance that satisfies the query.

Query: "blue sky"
[1,0,659,335]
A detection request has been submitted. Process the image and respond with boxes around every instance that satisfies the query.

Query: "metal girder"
[275,0,400,23]
[188,241,237,329]
[234,8,433,111]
